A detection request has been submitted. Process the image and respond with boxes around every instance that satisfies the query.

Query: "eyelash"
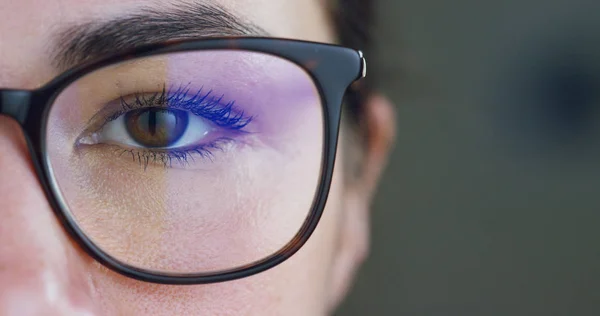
[110,138,233,170]
[104,84,254,169]
[110,84,253,129]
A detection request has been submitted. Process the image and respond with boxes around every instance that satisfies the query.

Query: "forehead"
[0,0,335,88]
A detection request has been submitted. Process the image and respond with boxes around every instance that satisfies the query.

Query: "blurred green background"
[336,0,600,315]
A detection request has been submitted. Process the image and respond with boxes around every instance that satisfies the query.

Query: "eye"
[100,107,212,149]
[77,87,254,168]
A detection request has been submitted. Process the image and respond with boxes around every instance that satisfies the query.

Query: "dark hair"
[331,0,375,132]
[332,0,375,53]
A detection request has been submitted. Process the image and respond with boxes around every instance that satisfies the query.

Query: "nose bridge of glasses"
[0,89,32,124]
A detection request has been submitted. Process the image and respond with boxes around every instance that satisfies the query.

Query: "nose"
[0,117,100,315]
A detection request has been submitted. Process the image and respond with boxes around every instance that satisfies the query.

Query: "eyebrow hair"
[51,2,268,70]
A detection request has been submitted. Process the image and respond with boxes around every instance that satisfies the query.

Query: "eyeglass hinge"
[358,50,367,79]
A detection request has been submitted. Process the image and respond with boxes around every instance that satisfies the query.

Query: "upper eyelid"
[119,87,254,129]
[93,87,252,132]
[79,90,253,147]
[77,84,255,142]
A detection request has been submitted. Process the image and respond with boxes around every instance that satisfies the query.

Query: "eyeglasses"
[0,37,366,284]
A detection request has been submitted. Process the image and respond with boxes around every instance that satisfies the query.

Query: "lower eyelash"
[113,138,233,170]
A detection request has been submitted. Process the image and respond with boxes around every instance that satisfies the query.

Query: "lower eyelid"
[76,138,233,169]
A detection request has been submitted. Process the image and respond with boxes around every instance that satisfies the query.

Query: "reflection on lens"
[46,51,323,274]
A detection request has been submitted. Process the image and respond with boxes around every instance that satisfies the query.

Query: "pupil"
[124,108,189,148]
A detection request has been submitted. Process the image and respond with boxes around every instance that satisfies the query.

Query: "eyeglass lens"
[45,50,324,274]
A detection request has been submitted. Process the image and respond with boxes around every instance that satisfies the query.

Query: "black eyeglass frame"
[0,37,366,285]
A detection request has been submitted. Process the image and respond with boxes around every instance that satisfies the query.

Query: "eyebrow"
[51,2,268,70]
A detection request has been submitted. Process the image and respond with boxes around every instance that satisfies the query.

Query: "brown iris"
[124,108,189,148]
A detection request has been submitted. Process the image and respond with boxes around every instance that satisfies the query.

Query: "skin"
[0,0,396,315]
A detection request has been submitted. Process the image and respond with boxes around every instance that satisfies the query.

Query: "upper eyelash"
[114,83,254,130]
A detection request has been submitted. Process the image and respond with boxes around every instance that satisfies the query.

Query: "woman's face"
[0,1,393,315]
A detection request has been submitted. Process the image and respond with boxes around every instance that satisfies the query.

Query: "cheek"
[87,159,346,316]
[49,125,345,316]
